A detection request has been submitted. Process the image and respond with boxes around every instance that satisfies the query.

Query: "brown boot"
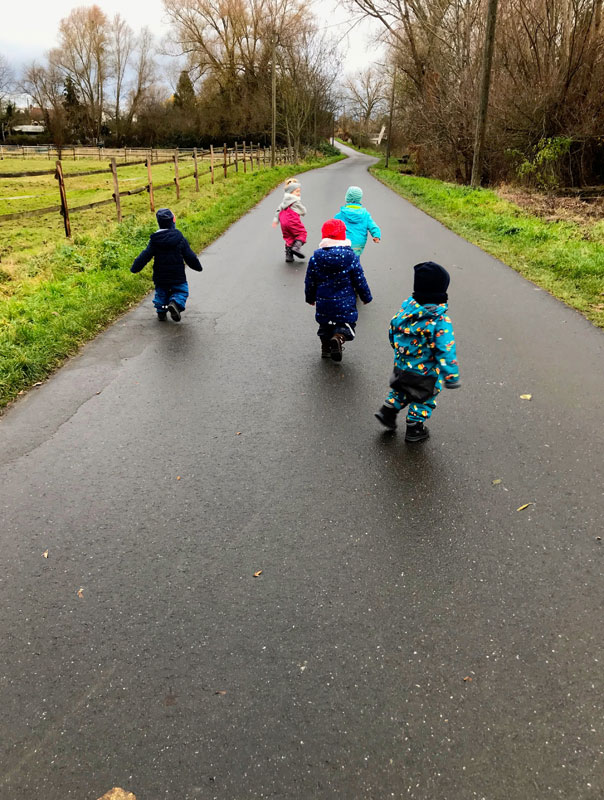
[329,332,346,362]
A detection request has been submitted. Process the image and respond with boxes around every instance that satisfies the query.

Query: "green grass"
[0,154,342,409]
[0,155,269,273]
[370,161,604,329]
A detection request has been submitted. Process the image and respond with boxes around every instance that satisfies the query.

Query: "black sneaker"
[292,240,305,259]
[285,247,294,263]
[375,404,398,429]
[329,333,345,362]
[157,311,167,321]
[320,338,331,358]
[167,301,181,322]
[405,422,430,442]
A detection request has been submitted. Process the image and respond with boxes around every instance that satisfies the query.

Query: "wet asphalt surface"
[1,144,604,800]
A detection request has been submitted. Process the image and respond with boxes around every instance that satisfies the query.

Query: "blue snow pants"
[153,282,189,313]
[385,373,444,424]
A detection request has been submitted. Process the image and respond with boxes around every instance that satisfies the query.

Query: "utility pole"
[385,67,396,169]
[271,33,277,168]
[471,0,499,187]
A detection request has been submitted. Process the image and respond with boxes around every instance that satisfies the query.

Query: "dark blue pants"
[317,321,356,341]
[153,282,189,313]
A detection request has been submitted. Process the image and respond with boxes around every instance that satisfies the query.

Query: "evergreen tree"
[173,71,196,110]
[63,75,83,140]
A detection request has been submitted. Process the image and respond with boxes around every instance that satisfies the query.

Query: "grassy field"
[0,153,341,410]
[360,157,604,329]
[1,154,240,278]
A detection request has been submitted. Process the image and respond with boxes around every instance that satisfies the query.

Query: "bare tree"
[110,14,134,141]
[51,5,111,141]
[21,61,68,153]
[125,27,156,132]
[344,67,385,143]
[0,54,14,110]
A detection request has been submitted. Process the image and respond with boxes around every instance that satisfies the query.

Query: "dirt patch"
[497,184,604,225]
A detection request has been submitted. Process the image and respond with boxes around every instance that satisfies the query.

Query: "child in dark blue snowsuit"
[375,262,460,442]
[304,218,372,361]
[131,208,202,321]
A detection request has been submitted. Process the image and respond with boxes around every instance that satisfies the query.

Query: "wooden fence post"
[124,146,127,162]
[223,144,227,178]
[242,140,247,173]
[263,146,266,167]
[234,142,238,172]
[257,143,260,169]
[210,145,215,184]
[72,147,76,161]
[55,161,71,237]
[146,157,155,213]
[173,153,180,199]
[193,147,200,192]
[110,158,122,223]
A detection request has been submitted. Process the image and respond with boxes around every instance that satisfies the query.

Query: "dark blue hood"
[156,208,175,229]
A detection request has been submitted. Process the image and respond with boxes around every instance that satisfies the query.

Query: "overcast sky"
[0,0,383,84]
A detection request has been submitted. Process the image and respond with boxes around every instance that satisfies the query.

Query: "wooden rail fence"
[0,143,296,237]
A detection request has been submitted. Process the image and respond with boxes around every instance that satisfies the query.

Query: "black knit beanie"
[412,261,450,305]
[156,208,175,229]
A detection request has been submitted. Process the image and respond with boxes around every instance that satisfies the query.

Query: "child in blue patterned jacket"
[375,262,460,442]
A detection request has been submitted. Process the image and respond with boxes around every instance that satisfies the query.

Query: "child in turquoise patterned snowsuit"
[375,262,460,442]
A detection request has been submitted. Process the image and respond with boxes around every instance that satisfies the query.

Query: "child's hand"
[372,237,380,243]
[307,301,315,306]
[272,220,278,228]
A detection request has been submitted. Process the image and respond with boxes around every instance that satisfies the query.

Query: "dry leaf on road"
[176,476,181,480]
[492,479,502,485]
[520,394,532,400]
[253,570,263,577]
[215,690,227,695]
[236,432,242,436]
[42,550,49,558]
[97,789,136,800]
[517,503,533,512]
[77,587,84,598]
[463,676,473,682]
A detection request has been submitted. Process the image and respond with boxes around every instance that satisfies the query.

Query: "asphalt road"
[1,144,603,800]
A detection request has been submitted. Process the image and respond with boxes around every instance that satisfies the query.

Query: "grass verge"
[0,154,342,410]
[370,161,604,329]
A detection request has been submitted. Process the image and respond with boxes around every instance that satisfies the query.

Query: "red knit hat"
[321,218,346,240]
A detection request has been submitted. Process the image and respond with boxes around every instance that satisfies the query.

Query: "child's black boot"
[157,310,167,321]
[285,246,294,263]
[375,404,398,429]
[320,337,331,358]
[292,240,305,259]
[405,421,430,442]
[329,332,346,362]
[167,301,182,322]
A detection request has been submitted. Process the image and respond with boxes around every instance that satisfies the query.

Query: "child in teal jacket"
[375,262,460,442]
[334,186,381,257]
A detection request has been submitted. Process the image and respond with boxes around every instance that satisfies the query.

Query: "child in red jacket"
[272,179,307,262]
